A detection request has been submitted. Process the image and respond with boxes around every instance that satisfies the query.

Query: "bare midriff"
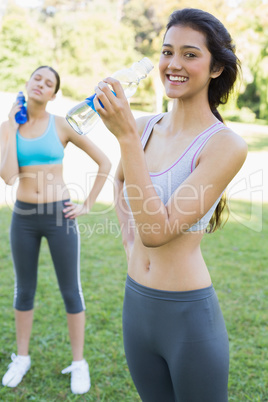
[16,164,70,204]
[128,231,212,291]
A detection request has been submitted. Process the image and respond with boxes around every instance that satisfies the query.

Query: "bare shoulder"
[135,114,157,137]
[195,126,248,191]
[54,114,99,151]
[54,114,76,142]
[54,114,70,130]
[207,126,248,163]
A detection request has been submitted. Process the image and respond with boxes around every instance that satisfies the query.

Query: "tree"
[0,7,52,92]
[1,0,268,119]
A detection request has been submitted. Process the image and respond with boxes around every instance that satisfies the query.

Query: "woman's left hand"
[63,201,89,219]
[94,77,137,141]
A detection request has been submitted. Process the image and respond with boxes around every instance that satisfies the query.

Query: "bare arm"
[114,160,135,260]
[57,117,112,218]
[0,102,21,185]
[94,78,248,247]
[120,130,247,247]
[114,115,151,258]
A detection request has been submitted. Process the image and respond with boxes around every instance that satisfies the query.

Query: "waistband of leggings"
[126,274,215,302]
[14,199,70,213]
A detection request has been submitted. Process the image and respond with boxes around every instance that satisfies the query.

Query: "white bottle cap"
[138,57,154,75]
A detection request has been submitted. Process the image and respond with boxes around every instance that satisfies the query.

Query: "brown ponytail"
[206,192,229,233]
[207,109,229,232]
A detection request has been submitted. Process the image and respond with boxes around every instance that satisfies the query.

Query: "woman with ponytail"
[94,8,247,401]
[0,66,111,394]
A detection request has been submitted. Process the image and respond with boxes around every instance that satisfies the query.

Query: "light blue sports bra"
[125,113,229,232]
[16,114,64,167]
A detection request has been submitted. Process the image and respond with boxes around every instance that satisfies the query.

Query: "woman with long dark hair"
[93,8,247,401]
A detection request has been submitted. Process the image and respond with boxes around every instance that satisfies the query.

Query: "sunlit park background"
[0,0,267,401]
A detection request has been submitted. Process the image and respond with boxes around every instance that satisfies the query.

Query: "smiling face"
[26,67,57,104]
[159,25,222,102]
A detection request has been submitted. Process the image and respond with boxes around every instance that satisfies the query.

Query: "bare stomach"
[128,232,212,291]
[16,165,70,203]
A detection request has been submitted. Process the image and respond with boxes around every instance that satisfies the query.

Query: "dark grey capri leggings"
[10,199,85,314]
[123,275,229,402]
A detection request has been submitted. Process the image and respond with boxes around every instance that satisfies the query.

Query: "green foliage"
[0,0,268,119]
[0,12,52,91]
[237,81,261,118]
[228,0,268,122]
[55,13,141,99]
[256,56,268,120]
[122,0,165,56]
[0,2,142,101]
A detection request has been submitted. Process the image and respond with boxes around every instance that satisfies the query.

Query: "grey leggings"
[10,200,85,314]
[123,275,229,402]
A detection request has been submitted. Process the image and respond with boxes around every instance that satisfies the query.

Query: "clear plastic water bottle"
[66,57,154,135]
[15,91,28,124]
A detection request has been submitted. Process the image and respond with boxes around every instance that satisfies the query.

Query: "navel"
[145,262,151,272]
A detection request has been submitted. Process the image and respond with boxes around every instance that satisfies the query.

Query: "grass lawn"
[0,200,267,401]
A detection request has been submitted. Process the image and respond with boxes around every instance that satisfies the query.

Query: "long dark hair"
[165,8,240,231]
[31,66,61,94]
